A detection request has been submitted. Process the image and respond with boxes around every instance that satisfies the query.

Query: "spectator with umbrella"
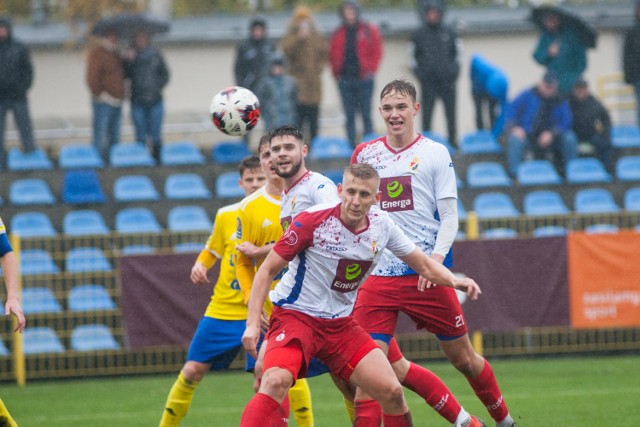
[531,4,597,96]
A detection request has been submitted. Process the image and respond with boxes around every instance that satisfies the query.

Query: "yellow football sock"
[344,397,355,423]
[159,371,199,427]
[288,378,314,427]
[0,398,18,427]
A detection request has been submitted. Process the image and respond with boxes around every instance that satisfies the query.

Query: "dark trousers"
[132,101,164,160]
[338,76,374,146]
[472,92,498,131]
[420,78,457,146]
[0,99,37,164]
[296,103,319,143]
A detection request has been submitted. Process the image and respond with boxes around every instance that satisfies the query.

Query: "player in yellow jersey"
[159,155,266,427]
[236,135,315,427]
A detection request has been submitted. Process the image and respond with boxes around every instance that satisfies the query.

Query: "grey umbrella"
[530,5,597,49]
[92,12,170,39]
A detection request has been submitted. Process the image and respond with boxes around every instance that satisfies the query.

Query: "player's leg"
[0,398,18,427]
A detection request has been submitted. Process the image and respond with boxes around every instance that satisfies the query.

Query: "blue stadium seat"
[361,132,384,143]
[459,130,501,154]
[165,173,211,200]
[68,284,116,312]
[533,226,568,237]
[473,192,519,219]
[58,144,104,169]
[611,125,640,148]
[7,147,53,171]
[10,211,57,238]
[616,156,640,182]
[114,175,160,202]
[20,249,59,275]
[9,178,55,205]
[173,242,204,253]
[168,206,212,232]
[120,244,155,255]
[574,188,620,214]
[523,190,570,216]
[323,169,344,185]
[22,287,63,314]
[309,136,352,160]
[62,170,107,204]
[115,208,162,234]
[212,141,251,164]
[70,324,120,352]
[566,158,611,184]
[624,187,640,212]
[109,142,155,167]
[421,131,457,154]
[161,141,205,166]
[0,338,8,356]
[23,327,65,354]
[517,160,562,186]
[584,223,619,234]
[65,247,112,273]
[457,199,468,221]
[466,161,511,188]
[63,210,109,236]
[482,227,518,239]
[215,171,244,198]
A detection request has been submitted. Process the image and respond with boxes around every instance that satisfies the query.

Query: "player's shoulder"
[238,186,267,211]
[295,201,339,223]
[216,201,242,219]
[309,171,337,189]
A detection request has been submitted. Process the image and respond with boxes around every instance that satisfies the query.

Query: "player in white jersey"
[240,163,481,427]
[352,78,515,427]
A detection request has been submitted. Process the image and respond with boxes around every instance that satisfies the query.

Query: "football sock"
[496,414,516,427]
[466,359,509,423]
[401,362,461,423]
[453,408,471,427]
[344,397,355,423]
[382,411,413,427]
[288,378,313,427]
[354,399,382,426]
[0,398,18,427]
[240,392,287,427]
[281,393,290,423]
[159,371,199,426]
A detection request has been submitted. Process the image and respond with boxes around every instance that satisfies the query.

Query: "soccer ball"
[209,86,261,137]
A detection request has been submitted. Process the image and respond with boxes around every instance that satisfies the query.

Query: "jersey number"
[455,315,465,328]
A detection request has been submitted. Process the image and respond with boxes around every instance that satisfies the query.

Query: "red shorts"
[263,306,379,382]
[353,274,468,339]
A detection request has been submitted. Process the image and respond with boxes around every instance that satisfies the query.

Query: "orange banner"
[568,231,640,328]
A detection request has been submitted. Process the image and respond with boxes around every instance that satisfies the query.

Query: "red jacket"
[329,22,383,79]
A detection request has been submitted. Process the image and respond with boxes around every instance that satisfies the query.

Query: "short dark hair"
[268,125,304,144]
[239,154,261,176]
[344,163,379,183]
[380,78,417,103]
[258,133,271,155]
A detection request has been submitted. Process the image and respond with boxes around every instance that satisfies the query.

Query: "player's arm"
[0,234,26,333]
[236,241,274,259]
[191,251,219,285]
[432,197,458,261]
[190,211,226,284]
[242,249,288,359]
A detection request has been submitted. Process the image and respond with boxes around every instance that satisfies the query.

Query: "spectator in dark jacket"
[255,55,297,132]
[504,72,577,177]
[125,31,170,161]
[569,78,613,172]
[0,16,37,167]
[329,0,383,146]
[234,17,276,95]
[623,0,640,126]
[411,0,460,146]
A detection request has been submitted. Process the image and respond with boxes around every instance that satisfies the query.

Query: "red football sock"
[466,359,509,422]
[240,392,287,427]
[354,399,382,426]
[280,393,290,423]
[401,362,461,423]
[382,411,413,427]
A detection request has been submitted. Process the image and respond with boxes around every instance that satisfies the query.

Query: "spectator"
[86,30,125,160]
[281,5,327,143]
[504,72,577,178]
[329,0,383,146]
[411,0,461,146]
[532,8,588,96]
[623,0,640,126]
[470,54,508,137]
[124,30,170,162]
[234,17,276,95]
[0,16,37,168]
[569,78,613,172]
[254,55,297,132]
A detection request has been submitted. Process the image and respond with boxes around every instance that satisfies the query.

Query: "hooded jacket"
[0,17,34,102]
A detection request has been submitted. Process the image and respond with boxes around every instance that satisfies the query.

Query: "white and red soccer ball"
[210,86,261,137]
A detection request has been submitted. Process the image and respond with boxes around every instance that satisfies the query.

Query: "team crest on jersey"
[283,228,298,246]
[331,259,373,293]
[276,330,286,341]
[290,195,297,214]
[379,176,414,212]
[409,156,420,171]
[371,241,379,256]
[280,215,292,232]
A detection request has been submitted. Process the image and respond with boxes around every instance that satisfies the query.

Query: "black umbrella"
[530,5,597,49]
[92,12,170,39]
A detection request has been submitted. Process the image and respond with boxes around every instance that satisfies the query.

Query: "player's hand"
[260,309,270,334]
[190,262,209,285]
[452,277,482,301]
[548,41,559,57]
[417,254,445,291]
[242,325,261,359]
[6,297,26,333]
[236,242,261,258]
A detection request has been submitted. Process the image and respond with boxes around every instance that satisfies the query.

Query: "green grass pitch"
[1,354,638,426]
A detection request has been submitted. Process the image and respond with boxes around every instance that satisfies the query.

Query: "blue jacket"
[504,86,572,138]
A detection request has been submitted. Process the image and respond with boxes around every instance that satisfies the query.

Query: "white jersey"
[270,202,416,319]
[351,134,457,276]
[280,170,339,231]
